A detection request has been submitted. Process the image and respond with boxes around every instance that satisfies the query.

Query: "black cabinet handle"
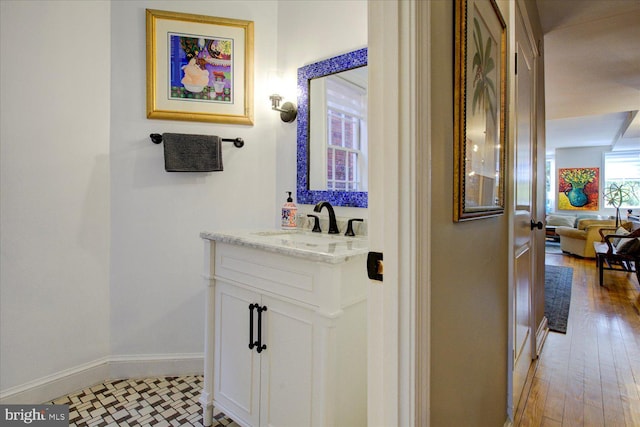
[256,305,267,353]
[248,304,257,350]
[248,303,267,353]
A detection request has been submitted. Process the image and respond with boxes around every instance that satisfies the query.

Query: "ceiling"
[536,0,640,155]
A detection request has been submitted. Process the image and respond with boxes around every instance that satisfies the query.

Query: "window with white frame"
[604,151,640,208]
[546,157,555,213]
[325,75,367,191]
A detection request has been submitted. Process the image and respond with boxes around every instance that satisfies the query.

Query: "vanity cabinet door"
[214,282,261,427]
[214,282,315,427]
[259,295,314,427]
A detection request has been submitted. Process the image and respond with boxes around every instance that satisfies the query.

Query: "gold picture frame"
[453,0,507,221]
[146,9,254,125]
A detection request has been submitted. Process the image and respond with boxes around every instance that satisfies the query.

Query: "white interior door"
[512,2,537,410]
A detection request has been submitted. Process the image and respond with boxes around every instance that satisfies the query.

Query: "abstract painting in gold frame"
[146,9,254,125]
[453,0,507,221]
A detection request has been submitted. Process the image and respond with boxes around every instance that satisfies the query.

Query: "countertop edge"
[200,230,368,264]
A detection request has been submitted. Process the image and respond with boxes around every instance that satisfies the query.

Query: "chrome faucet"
[313,201,339,234]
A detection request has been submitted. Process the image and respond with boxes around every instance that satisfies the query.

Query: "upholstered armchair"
[555,219,622,258]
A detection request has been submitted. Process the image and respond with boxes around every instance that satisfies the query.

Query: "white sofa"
[545,214,576,240]
[555,218,624,258]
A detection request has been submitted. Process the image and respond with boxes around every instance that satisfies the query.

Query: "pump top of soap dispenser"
[286,191,293,203]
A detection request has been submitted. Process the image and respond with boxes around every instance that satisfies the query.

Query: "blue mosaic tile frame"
[296,48,368,208]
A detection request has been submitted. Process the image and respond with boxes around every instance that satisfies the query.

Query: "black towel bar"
[150,133,244,148]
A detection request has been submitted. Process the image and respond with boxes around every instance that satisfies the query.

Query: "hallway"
[515,251,640,425]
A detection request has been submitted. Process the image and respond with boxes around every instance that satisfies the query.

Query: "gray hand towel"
[163,133,223,172]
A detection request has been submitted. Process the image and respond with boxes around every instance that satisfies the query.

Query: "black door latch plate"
[367,251,383,281]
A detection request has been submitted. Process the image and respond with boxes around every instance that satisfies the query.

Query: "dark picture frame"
[453,0,507,221]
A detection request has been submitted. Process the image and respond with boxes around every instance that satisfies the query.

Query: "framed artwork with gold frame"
[146,9,254,125]
[453,0,507,221]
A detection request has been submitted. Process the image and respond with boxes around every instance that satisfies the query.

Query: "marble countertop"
[200,229,369,264]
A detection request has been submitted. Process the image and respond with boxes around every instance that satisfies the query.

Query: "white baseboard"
[0,353,204,405]
[535,316,549,357]
[108,353,204,380]
[0,357,110,405]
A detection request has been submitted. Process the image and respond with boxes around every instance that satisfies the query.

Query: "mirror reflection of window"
[309,68,368,192]
[326,75,367,191]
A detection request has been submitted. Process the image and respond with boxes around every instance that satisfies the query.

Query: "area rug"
[545,240,563,255]
[545,265,573,333]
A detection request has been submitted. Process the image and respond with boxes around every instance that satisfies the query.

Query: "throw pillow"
[611,227,630,247]
[617,237,640,255]
[546,215,575,228]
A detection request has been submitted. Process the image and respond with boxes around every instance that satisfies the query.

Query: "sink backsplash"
[297,214,368,237]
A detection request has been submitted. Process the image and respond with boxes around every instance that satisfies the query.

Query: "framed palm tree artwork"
[453,0,507,221]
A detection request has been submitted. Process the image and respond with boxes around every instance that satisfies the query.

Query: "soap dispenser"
[281,191,298,229]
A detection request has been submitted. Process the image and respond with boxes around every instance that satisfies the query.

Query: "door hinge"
[367,252,383,282]
[515,52,518,75]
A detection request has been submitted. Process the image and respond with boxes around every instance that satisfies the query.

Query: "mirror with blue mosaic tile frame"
[296,48,368,208]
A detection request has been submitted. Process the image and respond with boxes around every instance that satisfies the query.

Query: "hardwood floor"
[515,251,640,426]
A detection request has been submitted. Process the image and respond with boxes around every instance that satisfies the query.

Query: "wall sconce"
[269,94,297,123]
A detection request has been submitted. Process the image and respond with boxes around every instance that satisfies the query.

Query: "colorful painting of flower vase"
[168,34,233,103]
[558,167,599,210]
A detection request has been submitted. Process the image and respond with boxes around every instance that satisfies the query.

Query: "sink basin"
[250,229,366,251]
[251,230,356,245]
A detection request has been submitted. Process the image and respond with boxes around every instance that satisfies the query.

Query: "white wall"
[275,1,368,219]
[554,145,614,216]
[108,0,368,359]
[1,0,369,400]
[0,1,111,392]
[109,0,278,357]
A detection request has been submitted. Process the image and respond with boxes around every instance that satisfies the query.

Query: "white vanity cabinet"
[199,231,368,427]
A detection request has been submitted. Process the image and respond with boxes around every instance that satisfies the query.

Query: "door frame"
[367,1,431,425]
[369,1,545,424]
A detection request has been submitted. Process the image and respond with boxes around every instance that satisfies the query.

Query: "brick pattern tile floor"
[50,375,237,427]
